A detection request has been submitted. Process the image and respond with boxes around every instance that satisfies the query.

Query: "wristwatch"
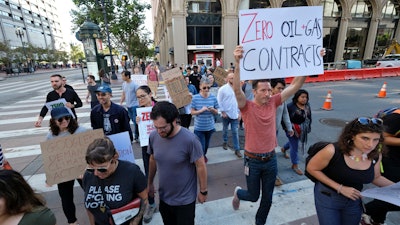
[200,190,208,196]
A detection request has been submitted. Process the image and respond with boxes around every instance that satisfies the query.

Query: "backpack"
[374,107,400,119]
[305,142,339,182]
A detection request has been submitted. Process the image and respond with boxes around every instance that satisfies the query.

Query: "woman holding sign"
[46,107,86,225]
[135,85,158,223]
[191,77,219,163]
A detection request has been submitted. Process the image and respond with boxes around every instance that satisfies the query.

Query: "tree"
[70,43,85,65]
[71,0,152,60]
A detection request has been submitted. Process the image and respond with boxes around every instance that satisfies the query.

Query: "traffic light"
[122,55,128,61]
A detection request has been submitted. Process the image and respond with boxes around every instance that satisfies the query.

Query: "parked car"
[376,54,400,67]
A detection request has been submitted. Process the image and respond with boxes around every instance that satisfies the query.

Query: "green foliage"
[70,43,85,63]
[71,0,152,60]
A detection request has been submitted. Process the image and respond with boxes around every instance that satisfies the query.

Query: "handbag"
[109,198,141,225]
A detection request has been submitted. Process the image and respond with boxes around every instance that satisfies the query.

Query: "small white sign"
[136,107,155,147]
[45,99,75,119]
[108,132,135,163]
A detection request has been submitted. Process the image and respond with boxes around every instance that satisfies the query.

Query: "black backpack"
[305,142,340,182]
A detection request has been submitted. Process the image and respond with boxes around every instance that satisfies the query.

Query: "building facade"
[151,0,400,67]
[0,0,65,51]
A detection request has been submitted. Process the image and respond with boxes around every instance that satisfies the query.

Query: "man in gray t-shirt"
[148,101,208,225]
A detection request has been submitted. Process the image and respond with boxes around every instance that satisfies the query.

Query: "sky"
[58,0,153,46]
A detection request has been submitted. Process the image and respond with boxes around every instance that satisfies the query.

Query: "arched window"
[282,0,307,7]
[249,0,271,8]
[351,0,372,18]
[382,0,399,19]
[322,0,341,17]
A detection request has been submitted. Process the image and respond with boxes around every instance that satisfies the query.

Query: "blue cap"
[51,107,72,120]
[96,85,112,94]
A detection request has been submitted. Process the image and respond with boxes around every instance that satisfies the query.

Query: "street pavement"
[1,72,400,225]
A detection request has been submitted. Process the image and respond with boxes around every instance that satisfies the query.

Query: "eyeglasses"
[137,94,148,100]
[96,92,107,96]
[154,123,170,131]
[357,117,383,126]
[202,86,211,90]
[57,116,71,123]
[86,160,113,173]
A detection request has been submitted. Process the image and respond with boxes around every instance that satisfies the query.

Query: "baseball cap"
[51,107,72,120]
[96,85,112,94]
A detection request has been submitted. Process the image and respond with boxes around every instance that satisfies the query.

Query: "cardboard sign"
[165,76,191,108]
[45,99,75,119]
[213,67,228,86]
[107,132,135,163]
[40,129,104,185]
[136,107,155,147]
[239,6,323,80]
[160,67,182,81]
[131,75,148,86]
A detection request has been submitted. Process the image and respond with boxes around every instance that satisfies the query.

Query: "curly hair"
[0,170,45,215]
[49,117,79,136]
[337,118,385,160]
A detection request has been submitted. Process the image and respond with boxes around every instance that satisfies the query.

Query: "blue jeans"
[222,117,240,150]
[237,154,277,225]
[284,132,299,164]
[127,106,139,139]
[314,182,362,225]
[194,129,215,155]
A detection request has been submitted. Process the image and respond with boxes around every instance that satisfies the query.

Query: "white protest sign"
[361,182,400,206]
[107,132,135,163]
[45,99,75,118]
[131,75,148,86]
[239,6,323,80]
[136,107,156,147]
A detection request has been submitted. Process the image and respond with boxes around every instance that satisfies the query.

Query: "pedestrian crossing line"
[0,112,92,125]
[0,80,50,94]
[4,145,42,158]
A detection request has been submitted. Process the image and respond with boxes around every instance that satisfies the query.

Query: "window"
[350,0,371,18]
[249,0,271,8]
[382,0,399,19]
[322,0,341,17]
[187,0,221,13]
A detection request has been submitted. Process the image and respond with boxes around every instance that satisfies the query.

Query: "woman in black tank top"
[307,117,394,225]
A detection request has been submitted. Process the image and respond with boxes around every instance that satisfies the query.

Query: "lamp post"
[15,28,27,71]
[98,0,117,80]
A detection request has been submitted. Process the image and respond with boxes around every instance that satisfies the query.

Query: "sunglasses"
[357,117,383,126]
[57,116,71,123]
[86,160,113,173]
[202,86,210,90]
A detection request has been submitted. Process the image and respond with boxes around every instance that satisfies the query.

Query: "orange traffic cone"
[321,91,333,110]
[377,82,387,98]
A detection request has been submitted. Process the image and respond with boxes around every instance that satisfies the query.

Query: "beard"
[164,123,174,138]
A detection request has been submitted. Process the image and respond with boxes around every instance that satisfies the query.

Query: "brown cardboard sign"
[165,76,191,108]
[160,67,181,81]
[40,129,104,185]
[213,66,228,86]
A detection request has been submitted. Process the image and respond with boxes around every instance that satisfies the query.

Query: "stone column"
[334,17,349,62]
[171,0,188,65]
[364,17,380,59]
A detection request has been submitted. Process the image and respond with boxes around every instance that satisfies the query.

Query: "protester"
[135,85,157,223]
[282,89,312,175]
[91,85,133,142]
[120,70,140,142]
[146,64,159,98]
[231,45,325,225]
[217,73,242,158]
[191,77,219,163]
[307,117,394,225]
[35,74,82,127]
[46,107,86,225]
[270,78,294,186]
[99,68,110,86]
[188,65,201,92]
[362,110,400,225]
[86,75,99,109]
[148,101,207,225]
[83,137,148,225]
[0,170,56,225]
[62,76,74,90]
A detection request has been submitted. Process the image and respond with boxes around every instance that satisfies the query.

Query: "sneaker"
[223,143,228,150]
[232,186,241,210]
[360,213,382,225]
[235,150,243,158]
[143,204,157,223]
[275,177,283,186]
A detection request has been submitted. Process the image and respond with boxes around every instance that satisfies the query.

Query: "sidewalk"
[0,67,81,81]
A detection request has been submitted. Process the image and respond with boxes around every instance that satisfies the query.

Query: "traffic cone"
[321,91,333,110]
[377,82,387,98]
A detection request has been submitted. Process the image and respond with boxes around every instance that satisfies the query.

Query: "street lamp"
[97,0,117,80]
[15,28,27,71]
